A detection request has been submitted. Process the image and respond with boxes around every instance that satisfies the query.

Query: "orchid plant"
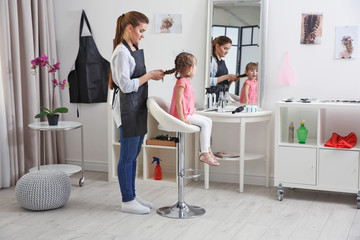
[31,54,69,118]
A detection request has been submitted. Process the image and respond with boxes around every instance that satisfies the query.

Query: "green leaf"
[53,107,68,114]
[35,112,48,118]
[40,106,51,113]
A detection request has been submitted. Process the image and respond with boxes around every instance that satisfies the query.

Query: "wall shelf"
[108,99,195,185]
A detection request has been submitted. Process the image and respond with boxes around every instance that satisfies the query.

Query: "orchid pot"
[31,54,69,125]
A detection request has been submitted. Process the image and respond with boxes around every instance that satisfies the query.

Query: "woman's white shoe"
[135,196,153,209]
[121,200,150,214]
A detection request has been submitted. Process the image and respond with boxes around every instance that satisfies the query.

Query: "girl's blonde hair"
[238,62,258,78]
[108,11,149,90]
[164,52,197,79]
[245,62,258,71]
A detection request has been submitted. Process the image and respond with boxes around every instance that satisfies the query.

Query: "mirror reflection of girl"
[166,52,219,166]
[210,36,239,90]
[239,62,258,104]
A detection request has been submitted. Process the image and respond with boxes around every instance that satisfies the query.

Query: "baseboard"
[201,172,274,187]
[65,159,274,187]
[66,159,107,172]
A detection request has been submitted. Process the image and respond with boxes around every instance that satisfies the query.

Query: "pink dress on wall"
[170,77,195,119]
[240,79,257,104]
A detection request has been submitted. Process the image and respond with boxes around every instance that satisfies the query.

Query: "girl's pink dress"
[169,77,195,119]
[240,79,257,104]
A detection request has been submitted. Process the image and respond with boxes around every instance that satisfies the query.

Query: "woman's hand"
[150,69,165,81]
[228,74,239,82]
[139,70,164,86]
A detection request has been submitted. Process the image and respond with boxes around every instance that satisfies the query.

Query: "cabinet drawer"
[319,149,359,190]
[278,146,317,185]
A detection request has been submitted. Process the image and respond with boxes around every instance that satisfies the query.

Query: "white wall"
[54,0,360,184]
[264,0,360,111]
[262,0,360,185]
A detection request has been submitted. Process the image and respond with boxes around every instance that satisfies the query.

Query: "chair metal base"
[157,201,205,219]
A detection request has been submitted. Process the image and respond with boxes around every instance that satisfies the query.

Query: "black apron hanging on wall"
[120,40,148,138]
[68,10,110,103]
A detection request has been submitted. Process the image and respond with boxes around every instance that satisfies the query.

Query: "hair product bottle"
[205,87,212,110]
[211,87,216,107]
[297,120,308,144]
[288,122,294,143]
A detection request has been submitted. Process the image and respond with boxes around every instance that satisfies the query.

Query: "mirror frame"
[204,0,268,108]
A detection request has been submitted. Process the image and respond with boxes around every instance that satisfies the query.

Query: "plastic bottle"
[205,87,212,110]
[288,122,294,143]
[218,91,224,111]
[211,87,216,107]
[297,120,308,144]
[151,157,162,180]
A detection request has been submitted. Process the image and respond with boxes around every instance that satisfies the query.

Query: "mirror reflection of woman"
[210,36,239,92]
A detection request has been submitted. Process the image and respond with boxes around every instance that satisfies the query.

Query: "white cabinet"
[277,146,316,185]
[319,149,358,190]
[274,101,360,206]
[108,100,194,185]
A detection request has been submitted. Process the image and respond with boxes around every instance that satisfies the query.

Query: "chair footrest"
[180,168,202,179]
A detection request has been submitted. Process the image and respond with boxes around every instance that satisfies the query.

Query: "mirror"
[204,0,268,108]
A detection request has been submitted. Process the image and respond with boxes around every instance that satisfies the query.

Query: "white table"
[196,106,272,192]
[28,121,85,186]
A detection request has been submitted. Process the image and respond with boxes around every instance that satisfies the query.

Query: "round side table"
[28,121,85,186]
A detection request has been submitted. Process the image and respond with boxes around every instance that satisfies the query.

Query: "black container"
[47,114,59,126]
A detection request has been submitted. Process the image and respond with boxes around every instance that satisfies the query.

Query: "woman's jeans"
[118,126,144,202]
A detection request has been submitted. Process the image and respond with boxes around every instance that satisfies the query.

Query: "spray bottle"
[151,157,162,180]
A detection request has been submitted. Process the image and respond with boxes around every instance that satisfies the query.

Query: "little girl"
[166,52,219,166]
[239,62,258,104]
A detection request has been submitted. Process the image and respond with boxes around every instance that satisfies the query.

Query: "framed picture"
[300,13,323,44]
[155,14,182,34]
[335,26,358,59]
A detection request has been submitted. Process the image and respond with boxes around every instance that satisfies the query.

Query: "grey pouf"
[15,170,71,211]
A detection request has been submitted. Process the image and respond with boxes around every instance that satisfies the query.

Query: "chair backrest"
[147,96,200,133]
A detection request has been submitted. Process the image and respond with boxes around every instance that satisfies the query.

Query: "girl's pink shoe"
[208,148,219,164]
[200,154,220,166]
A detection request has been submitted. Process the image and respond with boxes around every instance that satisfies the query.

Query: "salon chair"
[147,96,205,219]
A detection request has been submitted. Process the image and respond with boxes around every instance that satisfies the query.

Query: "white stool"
[147,96,205,219]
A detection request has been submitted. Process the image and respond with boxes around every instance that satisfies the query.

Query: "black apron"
[213,56,229,100]
[119,41,148,138]
[68,10,110,103]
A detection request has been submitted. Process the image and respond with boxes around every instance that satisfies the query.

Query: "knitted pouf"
[15,170,71,211]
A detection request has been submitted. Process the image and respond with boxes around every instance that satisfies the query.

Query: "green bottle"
[297,121,308,144]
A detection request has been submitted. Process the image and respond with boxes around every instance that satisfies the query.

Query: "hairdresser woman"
[210,36,239,97]
[109,11,164,214]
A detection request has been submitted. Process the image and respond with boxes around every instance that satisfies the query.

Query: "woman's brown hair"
[211,36,232,58]
[108,11,149,90]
